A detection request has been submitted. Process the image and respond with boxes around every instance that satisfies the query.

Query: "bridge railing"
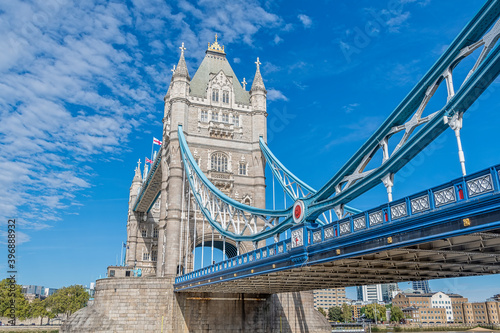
[175,164,500,285]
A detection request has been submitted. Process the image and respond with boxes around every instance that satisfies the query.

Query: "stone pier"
[61,277,330,333]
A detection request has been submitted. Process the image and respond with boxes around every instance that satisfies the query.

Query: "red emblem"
[294,205,302,219]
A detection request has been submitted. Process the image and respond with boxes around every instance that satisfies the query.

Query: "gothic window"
[200,110,208,122]
[239,162,247,176]
[151,249,157,262]
[143,251,149,261]
[153,227,159,238]
[222,91,229,104]
[141,228,147,237]
[211,152,228,172]
[222,113,229,123]
[212,89,219,102]
[232,114,239,127]
[211,111,218,122]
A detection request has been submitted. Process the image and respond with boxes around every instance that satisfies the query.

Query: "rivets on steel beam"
[272,264,276,268]
[463,218,471,227]
[387,237,393,244]
[336,249,341,255]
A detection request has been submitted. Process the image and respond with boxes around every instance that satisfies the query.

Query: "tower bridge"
[63,1,500,332]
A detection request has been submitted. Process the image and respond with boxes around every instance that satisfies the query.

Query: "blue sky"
[1,0,499,301]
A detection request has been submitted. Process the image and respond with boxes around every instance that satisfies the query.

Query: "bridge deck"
[175,165,500,293]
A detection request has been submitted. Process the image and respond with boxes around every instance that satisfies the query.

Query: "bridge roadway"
[174,165,500,293]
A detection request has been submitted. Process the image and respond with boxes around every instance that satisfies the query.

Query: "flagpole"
[150,137,154,163]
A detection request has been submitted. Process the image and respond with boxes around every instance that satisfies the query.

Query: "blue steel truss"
[175,164,500,288]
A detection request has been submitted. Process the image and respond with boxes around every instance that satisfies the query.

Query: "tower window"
[211,152,228,172]
[222,91,229,104]
[153,227,159,238]
[212,89,219,102]
[141,228,147,237]
[143,251,149,261]
[201,110,208,122]
[232,114,239,127]
[239,163,247,175]
[222,113,229,123]
[151,249,157,262]
[211,111,218,122]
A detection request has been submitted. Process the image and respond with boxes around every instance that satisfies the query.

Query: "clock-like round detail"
[292,200,305,224]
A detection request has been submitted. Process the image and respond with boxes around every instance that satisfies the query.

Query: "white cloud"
[298,14,312,28]
[273,35,283,44]
[325,116,384,149]
[267,89,288,101]
[233,57,241,63]
[343,103,360,114]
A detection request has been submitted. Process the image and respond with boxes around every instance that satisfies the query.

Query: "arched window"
[212,89,219,102]
[222,91,229,103]
[211,152,228,172]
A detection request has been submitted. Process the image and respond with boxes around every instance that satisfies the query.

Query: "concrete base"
[61,277,330,333]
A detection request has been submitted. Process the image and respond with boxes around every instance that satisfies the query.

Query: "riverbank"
[0,327,59,333]
[370,325,500,332]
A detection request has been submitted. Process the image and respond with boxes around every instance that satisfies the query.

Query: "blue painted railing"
[175,164,500,284]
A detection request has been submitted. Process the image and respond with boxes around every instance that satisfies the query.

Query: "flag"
[153,137,162,146]
[146,157,153,164]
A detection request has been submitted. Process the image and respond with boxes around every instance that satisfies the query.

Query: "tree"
[318,307,327,318]
[46,285,89,319]
[390,306,404,323]
[30,298,54,325]
[342,303,353,323]
[0,278,30,321]
[328,306,343,322]
[362,303,387,322]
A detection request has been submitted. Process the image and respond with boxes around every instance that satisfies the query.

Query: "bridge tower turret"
[125,160,142,266]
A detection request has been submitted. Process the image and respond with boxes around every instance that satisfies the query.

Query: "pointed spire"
[133,159,142,183]
[173,42,190,80]
[241,77,247,90]
[251,57,266,92]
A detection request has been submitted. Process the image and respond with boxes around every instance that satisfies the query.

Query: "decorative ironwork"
[243,256,247,263]
[391,202,407,220]
[238,258,242,264]
[324,227,334,239]
[269,247,275,256]
[339,221,350,235]
[286,242,291,252]
[353,216,366,231]
[467,174,493,197]
[256,252,261,260]
[369,211,383,226]
[249,255,253,262]
[263,250,267,258]
[313,231,322,243]
[291,229,303,248]
[434,186,456,207]
[278,244,284,253]
[411,195,430,214]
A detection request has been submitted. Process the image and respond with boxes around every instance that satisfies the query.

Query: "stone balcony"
[208,170,234,193]
[209,121,234,138]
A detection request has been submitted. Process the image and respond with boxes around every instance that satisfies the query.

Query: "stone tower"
[61,37,330,333]
[124,35,268,277]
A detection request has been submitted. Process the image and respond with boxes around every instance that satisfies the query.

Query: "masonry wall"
[61,277,331,333]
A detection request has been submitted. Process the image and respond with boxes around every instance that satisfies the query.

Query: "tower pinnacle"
[251,57,266,92]
[133,159,142,182]
[207,34,226,54]
[173,42,190,79]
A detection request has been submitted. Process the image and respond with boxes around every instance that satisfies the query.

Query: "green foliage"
[390,306,404,323]
[0,278,30,320]
[46,285,89,318]
[30,298,55,325]
[341,303,353,323]
[328,306,343,322]
[318,307,327,317]
[361,303,387,322]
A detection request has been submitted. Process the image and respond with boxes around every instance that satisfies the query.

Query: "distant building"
[412,280,431,294]
[43,288,58,297]
[313,288,347,310]
[349,300,369,320]
[357,283,399,303]
[22,285,44,298]
[357,285,383,303]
